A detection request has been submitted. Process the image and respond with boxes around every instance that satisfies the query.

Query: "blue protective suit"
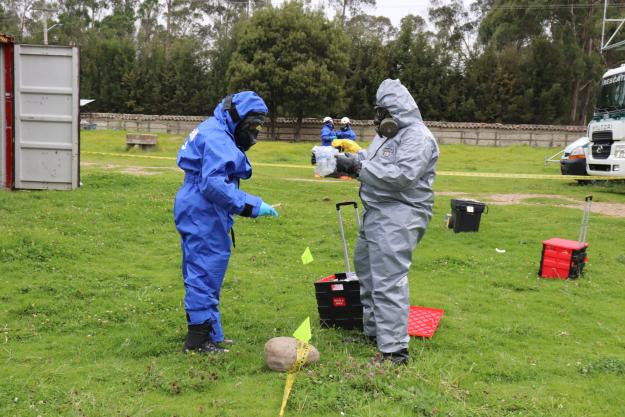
[320,122,337,146]
[173,91,268,343]
[336,125,357,140]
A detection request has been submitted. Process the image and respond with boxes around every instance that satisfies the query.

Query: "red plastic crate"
[540,238,588,279]
[408,306,444,338]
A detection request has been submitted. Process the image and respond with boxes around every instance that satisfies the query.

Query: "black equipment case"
[314,202,363,330]
[449,199,488,233]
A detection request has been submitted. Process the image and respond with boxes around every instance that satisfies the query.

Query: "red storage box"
[540,238,588,279]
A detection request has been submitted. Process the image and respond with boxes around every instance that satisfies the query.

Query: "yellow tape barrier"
[278,341,311,417]
[84,151,175,161]
[82,152,624,181]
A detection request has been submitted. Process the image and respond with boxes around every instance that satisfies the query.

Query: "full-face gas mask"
[223,94,266,151]
[234,112,265,152]
[373,106,398,138]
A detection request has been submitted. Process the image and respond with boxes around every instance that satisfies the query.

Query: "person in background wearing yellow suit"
[332,138,362,153]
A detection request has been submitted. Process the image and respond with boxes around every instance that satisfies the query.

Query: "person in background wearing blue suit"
[174,91,279,354]
[336,117,357,141]
[320,116,337,146]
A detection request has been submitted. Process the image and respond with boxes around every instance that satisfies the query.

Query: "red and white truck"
[586,65,625,177]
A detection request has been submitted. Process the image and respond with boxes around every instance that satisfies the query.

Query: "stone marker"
[264,336,320,372]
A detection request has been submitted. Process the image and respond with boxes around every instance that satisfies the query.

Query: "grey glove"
[335,153,361,177]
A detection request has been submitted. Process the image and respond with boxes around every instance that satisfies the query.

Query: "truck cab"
[587,65,625,176]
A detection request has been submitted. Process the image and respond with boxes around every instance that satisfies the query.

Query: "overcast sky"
[368,0,434,26]
[270,0,469,27]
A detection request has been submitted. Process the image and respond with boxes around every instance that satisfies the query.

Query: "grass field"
[2,130,625,417]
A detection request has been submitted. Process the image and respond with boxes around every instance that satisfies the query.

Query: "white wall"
[82,113,587,148]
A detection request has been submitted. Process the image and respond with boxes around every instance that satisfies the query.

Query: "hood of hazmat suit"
[357,79,438,221]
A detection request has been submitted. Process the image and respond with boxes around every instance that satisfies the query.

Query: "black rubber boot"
[372,348,409,365]
[183,322,228,353]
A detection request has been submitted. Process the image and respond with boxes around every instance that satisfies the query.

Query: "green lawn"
[1,130,625,417]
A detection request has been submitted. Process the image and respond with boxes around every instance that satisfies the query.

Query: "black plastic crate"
[314,272,363,330]
[450,199,487,233]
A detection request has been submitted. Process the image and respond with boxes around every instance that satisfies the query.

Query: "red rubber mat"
[408,306,444,338]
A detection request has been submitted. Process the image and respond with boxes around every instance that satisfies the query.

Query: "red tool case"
[540,238,588,279]
[539,196,592,280]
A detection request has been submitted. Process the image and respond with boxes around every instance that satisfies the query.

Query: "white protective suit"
[354,79,439,354]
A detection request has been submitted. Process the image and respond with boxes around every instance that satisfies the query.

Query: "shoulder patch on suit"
[181,128,199,151]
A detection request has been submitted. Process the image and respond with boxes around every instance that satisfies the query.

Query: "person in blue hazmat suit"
[174,91,279,354]
[320,116,337,146]
[336,117,357,140]
[332,79,438,365]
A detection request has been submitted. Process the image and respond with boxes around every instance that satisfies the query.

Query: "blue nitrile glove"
[259,202,279,217]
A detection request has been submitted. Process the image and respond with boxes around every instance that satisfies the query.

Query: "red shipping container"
[1,34,13,189]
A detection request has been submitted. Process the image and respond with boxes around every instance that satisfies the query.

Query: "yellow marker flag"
[279,318,312,417]
[301,247,314,265]
[292,317,311,343]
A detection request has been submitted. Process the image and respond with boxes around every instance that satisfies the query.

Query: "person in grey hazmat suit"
[333,79,438,364]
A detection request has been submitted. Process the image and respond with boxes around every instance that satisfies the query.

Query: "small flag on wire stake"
[301,247,314,265]
[278,317,312,417]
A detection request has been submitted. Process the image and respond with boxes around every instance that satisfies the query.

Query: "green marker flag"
[292,317,311,343]
[301,247,314,265]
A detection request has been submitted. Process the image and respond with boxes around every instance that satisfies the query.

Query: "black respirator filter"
[377,118,398,138]
[374,106,399,138]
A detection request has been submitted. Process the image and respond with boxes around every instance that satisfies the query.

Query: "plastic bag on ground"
[312,146,339,177]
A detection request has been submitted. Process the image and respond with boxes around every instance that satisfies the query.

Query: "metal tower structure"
[602,0,625,51]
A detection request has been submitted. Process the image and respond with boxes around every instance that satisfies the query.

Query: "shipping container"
[0,34,12,189]
[1,34,79,190]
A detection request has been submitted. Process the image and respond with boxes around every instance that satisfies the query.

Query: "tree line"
[1,0,624,129]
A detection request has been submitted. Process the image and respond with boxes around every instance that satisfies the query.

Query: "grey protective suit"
[354,79,439,353]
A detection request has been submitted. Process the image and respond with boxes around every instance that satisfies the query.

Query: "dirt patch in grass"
[118,166,161,176]
[438,192,625,218]
[82,162,179,176]
[79,167,625,217]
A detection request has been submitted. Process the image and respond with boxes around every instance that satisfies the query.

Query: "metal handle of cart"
[578,195,592,244]
[335,201,360,275]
